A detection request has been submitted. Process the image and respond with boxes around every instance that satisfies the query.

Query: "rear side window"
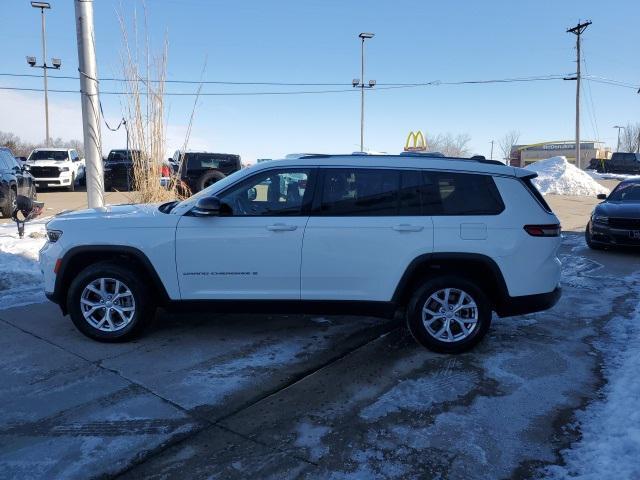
[319,169,398,216]
[521,177,552,213]
[187,154,238,170]
[426,172,505,215]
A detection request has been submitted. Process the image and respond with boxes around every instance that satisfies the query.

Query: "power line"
[0,75,576,97]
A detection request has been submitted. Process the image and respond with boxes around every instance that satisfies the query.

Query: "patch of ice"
[0,218,48,310]
[525,157,609,196]
[292,420,331,462]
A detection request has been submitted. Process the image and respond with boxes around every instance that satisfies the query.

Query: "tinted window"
[186,153,238,170]
[219,169,311,216]
[320,169,398,216]
[426,172,504,215]
[608,182,640,202]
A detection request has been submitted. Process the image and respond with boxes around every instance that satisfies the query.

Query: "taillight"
[161,165,170,177]
[524,224,561,237]
[54,258,62,274]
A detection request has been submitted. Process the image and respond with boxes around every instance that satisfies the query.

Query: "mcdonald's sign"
[404,131,427,152]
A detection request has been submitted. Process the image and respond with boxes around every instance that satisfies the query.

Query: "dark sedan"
[586,177,640,249]
[0,147,37,218]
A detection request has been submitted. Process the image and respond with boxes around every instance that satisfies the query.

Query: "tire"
[67,262,156,342]
[585,223,604,250]
[67,173,76,192]
[195,171,225,192]
[1,187,17,218]
[406,275,492,354]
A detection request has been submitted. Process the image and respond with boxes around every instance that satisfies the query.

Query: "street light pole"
[354,32,375,152]
[29,2,59,146]
[613,125,624,152]
[567,20,591,170]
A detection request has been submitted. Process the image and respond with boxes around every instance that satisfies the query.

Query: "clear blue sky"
[0,0,638,163]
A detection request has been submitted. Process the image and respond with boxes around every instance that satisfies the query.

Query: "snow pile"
[0,218,48,310]
[525,156,610,196]
[543,274,640,480]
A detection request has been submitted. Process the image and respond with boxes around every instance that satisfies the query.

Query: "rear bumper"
[496,286,562,317]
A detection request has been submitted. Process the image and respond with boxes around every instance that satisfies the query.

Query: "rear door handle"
[392,224,424,232]
[266,223,298,232]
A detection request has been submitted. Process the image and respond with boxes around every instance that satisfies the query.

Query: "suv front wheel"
[406,276,491,353]
[67,262,155,342]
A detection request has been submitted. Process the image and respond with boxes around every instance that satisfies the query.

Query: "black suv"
[104,149,172,191]
[172,151,241,193]
[0,147,36,218]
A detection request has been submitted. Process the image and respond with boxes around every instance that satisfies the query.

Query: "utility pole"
[28,2,61,147]
[353,33,375,152]
[489,140,494,160]
[75,0,104,208]
[613,125,624,152]
[567,20,591,170]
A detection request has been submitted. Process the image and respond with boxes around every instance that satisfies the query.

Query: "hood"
[595,201,640,219]
[27,159,68,167]
[54,203,161,220]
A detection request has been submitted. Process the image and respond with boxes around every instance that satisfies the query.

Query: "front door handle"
[392,224,424,232]
[266,223,298,232]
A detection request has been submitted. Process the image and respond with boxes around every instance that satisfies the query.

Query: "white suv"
[40,154,562,353]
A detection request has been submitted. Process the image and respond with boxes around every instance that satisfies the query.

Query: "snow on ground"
[526,156,610,196]
[542,271,640,480]
[586,169,640,181]
[0,218,48,310]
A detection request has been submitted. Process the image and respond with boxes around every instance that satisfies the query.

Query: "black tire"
[67,173,76,192]
[585,223,604,250]
[195,171,225,192]
[67,262,156,342]
[406,275,492,354]
[1,187,17,218]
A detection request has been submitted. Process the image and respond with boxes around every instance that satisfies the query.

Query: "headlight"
[46,230,63,243]
[23,164,30,170]
[60,167,70,172]
[592,214,609,225]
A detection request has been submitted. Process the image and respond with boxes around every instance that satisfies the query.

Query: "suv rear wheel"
[67,262,155,342]
[196,170,225,192]
[406,276,491,353]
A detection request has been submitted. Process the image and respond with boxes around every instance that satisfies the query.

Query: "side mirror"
[247,187,257,201]
[192,196,221,216]
[597,193,607,200]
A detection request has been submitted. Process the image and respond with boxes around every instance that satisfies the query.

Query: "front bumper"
[34,175,72,188]
[590,222,640,247]
[496,286,562,318]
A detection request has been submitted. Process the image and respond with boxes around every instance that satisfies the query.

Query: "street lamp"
[353,32,375,152]
[27,1,61,147]
[613,125,625,152]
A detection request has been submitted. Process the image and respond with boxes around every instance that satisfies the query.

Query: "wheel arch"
[54,245,170,314]
[392,253,509,311]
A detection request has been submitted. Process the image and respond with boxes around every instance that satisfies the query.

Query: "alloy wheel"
[422,288,479,343]
[80,277,136,332]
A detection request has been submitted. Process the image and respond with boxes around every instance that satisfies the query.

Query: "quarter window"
[426,172,504,215]
[219,169,311,216]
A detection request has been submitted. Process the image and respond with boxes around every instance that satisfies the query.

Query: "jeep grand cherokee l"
[40,154,562,353]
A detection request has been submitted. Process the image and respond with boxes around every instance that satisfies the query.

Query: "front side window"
[319,168,398,216]
[219,169,311,216]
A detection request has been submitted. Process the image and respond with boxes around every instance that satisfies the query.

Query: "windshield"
[607,182,640,202]
[107,150,138,163]
[29,150,68,161]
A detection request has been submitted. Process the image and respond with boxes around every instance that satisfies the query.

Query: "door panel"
[176,168,313,300]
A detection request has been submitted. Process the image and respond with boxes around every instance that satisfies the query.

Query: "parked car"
[172,151,241,193]
[593,152,640,174]
[104,149,173,191]
[40,153,562,353]
[0,147,37,218]
[25,148,85,191]
[586,177,640,249]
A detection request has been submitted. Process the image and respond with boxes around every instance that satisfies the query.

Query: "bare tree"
[426,132,472,157]
[498,130,521,164]
[620,122,640,153]
[0,130,85,158]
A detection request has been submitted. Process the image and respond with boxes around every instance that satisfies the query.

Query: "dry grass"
[118,6,196,203]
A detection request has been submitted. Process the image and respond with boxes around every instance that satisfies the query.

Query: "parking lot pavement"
[37,190,135,216]
[1,235,639,480]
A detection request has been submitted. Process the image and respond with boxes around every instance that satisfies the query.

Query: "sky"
[0,0,638,164]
